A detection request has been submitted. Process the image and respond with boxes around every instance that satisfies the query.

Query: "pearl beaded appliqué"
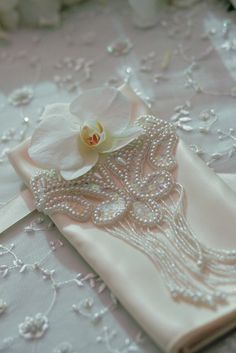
[30,115,236,308]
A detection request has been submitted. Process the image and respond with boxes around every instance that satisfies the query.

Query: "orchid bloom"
[28,86,145,180]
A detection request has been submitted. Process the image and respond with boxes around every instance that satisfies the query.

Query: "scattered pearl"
[92,312,102,324]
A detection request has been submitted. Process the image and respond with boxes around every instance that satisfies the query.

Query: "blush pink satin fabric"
[7,136,236,353]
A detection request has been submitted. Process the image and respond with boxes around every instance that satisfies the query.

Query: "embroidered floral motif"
[18,313,49,339]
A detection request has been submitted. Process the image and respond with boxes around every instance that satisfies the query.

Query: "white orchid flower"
[29,86,145,180]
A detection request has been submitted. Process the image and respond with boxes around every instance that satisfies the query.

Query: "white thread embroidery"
[18,313,49,340]
[31,115,236,307]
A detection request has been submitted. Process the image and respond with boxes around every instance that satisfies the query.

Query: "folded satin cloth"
[7,87,236,353]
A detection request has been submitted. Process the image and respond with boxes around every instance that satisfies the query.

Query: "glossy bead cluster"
[30,115,236,308]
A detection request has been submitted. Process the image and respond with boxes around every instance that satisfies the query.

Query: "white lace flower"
[29,86,144,180]
[8,86,33,107]
[18,313,49,339]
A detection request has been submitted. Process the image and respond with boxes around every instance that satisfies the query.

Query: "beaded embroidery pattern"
[31,115,236,307]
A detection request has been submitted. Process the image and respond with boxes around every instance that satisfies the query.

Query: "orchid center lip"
[80,120,105,148]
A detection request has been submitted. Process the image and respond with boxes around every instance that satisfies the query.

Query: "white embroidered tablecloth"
[0,1,236,352]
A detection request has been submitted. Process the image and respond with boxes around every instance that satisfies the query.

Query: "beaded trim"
[30,115,236,307]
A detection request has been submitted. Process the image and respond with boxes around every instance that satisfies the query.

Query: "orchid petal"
[40,103,82,124]
[42,103,69,119]
[70,87,131,132]
[60,147,99,180]
[29,111,81,170]
[102,125,143,153]
[118,83,151,123]
[29,87,144,180]
[60,160,97,180]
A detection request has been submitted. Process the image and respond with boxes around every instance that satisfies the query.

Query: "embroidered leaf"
[179,117,191,123]
[179,109,189,116]
[2,269,9,277]
[180,124,193,132]
[19,264,27,273]
[170,113,180,122]
[174,104,184,112]
[83,273,97,280]
[98,282,106,293]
